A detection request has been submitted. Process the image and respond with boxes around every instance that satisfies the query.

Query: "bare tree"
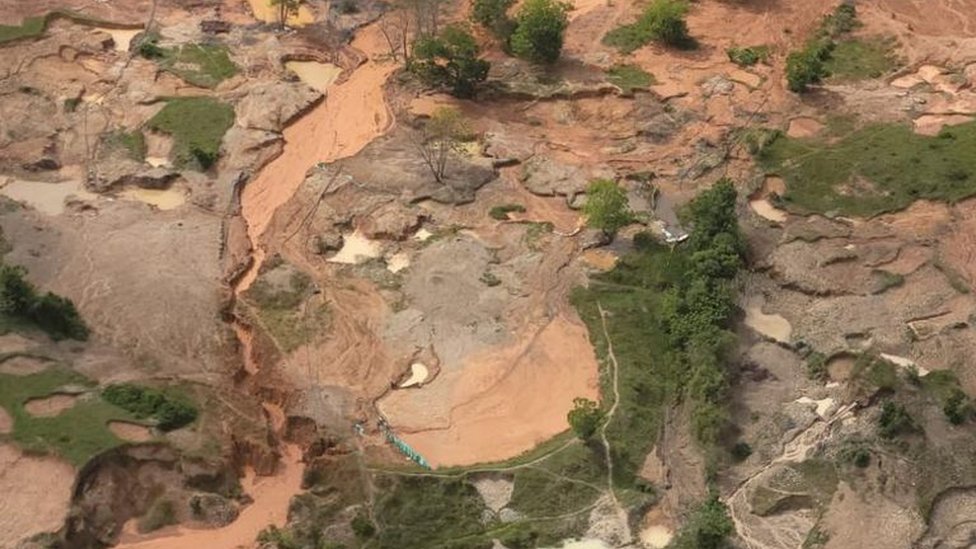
[269,0,301,30]
[412,107,471,184]
[378,0,446,63]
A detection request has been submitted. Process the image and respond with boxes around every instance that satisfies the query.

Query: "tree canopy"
[567,397,603,440]
[411,25,490,98]
[510,0,570,64]
[583,179,633,236]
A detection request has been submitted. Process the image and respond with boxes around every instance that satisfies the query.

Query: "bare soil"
[0,444,75,548]
[24,393,78,417]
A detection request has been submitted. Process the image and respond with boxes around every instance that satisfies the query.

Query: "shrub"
[0,264,88,340]
[670,494,734,549]
[411,25,490,98]
[567,397,603,440]
[510,0,570,64]
[582,179,633,236]
[102,384,198,431]
[472,0,516,40]
[351,513,376,539]
[726,45,770,66]
[489,203,526,220]
[603,0,691,53]
[943,389,971,425]
[731,441,752,461]
[878,401,917,439]
[785,40,832,93]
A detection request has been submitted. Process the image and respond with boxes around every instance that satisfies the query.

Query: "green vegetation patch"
[147,97,234,169]
[489,203,526,220]
[606,63,655,93]
[104,130,147,161]
[371,475,489,548]
[102,383,198,431]
[509,466,602,516]
[603,0,693,53]
[0,16,47,44]
[151,43,238,88]
[756,121,976,216]
[244,267,329,353]
[0,264,88,341]
[0,367,139,465]
[726,45,770,67]
[0,11,117,45]
[824,36,897,82]
[749,459,838,516]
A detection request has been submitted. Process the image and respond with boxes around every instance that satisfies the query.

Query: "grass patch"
[756,121,976,216]
[726,45,770,67]
[602,0,694,53]
[0,367,138,465]
[244,268,329,353]
[147,97,234,170]
[0,10,122,45]
[489,203,526,220]
[824,36,897,82]
[158,43,239,89]
[370,475,489,549]
[104,130,147,161]
[0,16,47,44]
[509,466,602,516]
[606,64,655,93]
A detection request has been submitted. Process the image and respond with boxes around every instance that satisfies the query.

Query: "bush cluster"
[410,25,490,98]
[785,3,858,92]
[0,264,88,340]
[102,383,198,431]
[660,179,744,444]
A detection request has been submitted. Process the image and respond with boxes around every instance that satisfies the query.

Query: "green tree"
[411,25,490,98]
[269,0,302,29]
[0,264,34,315]
[510,0,569,64]
[785,41,831,93]
[642,0,690,46]
[472,0,516,40]
[671,494,735,549]
[583,179,633,236]
[567,397,603,440]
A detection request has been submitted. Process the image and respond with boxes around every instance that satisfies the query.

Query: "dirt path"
[596,304,622,505]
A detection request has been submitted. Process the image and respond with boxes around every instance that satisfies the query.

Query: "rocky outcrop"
[235,82,323,133]
[519,155,614,204]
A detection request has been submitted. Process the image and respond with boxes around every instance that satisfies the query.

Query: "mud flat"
[108,421,154,442]
[96,27,141,52]
[913,113,973,136]
[329,231,382,264]
[24,393,78,417]
[120,187,186,210]
[0,444,75,548]
[0,179,96,216]
[749,176,788,223]
[743,300,792,343]
[285,61,342,93]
